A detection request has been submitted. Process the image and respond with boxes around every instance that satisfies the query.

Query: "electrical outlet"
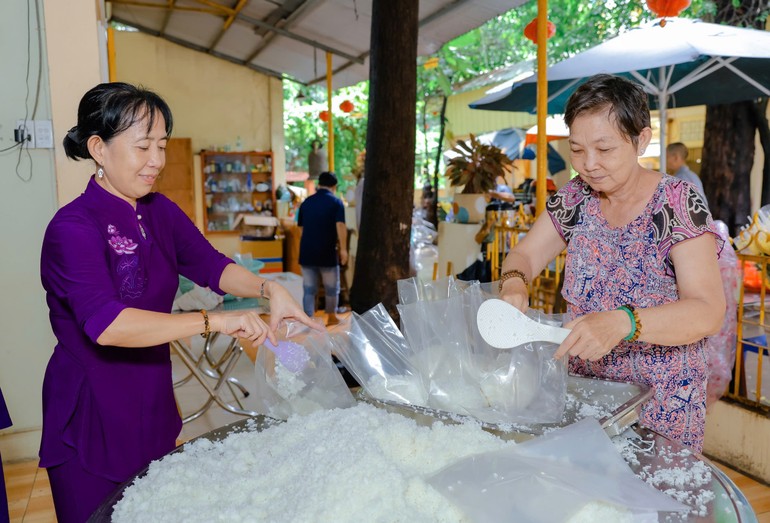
[34,120,53,149]
[15,119,35,148]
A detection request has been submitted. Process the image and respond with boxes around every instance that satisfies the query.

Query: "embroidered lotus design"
[107,224,118,235]
[109,235,138,255]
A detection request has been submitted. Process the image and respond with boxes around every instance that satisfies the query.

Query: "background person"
[666,142,706,202]
[40,82,319,523]
[497,74,725,453]
[298,171,348,326]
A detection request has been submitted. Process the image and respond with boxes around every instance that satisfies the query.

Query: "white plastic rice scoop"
[477,299,570,348]
[263,339,310,373]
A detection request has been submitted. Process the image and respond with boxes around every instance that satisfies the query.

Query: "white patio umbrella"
[524,115,569,146]
[470,17,770,172]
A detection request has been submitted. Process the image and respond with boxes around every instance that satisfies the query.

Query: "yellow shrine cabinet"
[200,150,275,234]
[239,237,284,274]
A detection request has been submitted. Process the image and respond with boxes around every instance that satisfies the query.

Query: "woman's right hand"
[211,309,275,347]
[499,278,529,313]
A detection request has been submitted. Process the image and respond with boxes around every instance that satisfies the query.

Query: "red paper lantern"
[339,100,354,113]
[646,0,691,18]
[523,18,556,45]
[319,110,330,122]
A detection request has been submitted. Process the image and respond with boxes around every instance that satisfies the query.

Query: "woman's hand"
[554,310,629,361]
[264,281,325,333]
[499,278,529,313]
[211,309,275,347]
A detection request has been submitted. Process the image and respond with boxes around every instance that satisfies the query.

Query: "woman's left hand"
[554,310,629,361]
[264,281,325,333]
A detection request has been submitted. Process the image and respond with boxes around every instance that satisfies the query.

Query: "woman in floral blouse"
[498,74,725,453]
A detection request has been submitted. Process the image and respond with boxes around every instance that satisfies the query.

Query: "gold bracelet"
[199,309,210,338]
[499,269,529,292]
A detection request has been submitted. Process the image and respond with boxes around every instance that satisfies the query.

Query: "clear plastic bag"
[329,305,428,405]
[396,275,470,305]
[395,277,566,424]
[707,220,739,407]
[253,321,356,420]
[427,418,687,523]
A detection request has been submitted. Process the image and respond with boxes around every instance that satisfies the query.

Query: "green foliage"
[283,82,368,194]
[417,0,713,188]
[445,134,513,194]
[283,1,719,194]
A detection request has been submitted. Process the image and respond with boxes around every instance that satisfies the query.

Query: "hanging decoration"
[339,100,354,113]
[319,110,330,122]
[523,18,556,45]
[647,0,690,25]
[647,0,691,18]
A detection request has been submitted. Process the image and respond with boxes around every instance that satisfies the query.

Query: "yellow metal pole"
[535,0,548,217]
[326,51,335,172]
[107,25,117,82]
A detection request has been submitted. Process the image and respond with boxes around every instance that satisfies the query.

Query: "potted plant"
[444,134,513,223]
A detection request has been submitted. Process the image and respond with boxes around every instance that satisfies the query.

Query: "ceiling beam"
[222,0,248,31]
[207,0,249,51]
[419,0,475,28]
[245,0,322,64]
[236,12,364,64]
[307,0,474,86]
[108,0,224,16]
[309,50,369,86]
[190,0,234,16]
[110,15,303,83]
[159,0,176,35]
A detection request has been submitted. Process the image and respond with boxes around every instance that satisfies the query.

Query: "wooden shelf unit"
[200,150,275,234]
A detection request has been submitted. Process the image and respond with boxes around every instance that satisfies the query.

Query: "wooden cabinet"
[155,138,195,222]
[200,150,275,234]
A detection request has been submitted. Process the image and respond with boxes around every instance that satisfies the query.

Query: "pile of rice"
[112,404,510,522]
[111,404,665,522]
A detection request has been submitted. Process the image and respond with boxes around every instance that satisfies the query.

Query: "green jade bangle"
[617,305,637,341]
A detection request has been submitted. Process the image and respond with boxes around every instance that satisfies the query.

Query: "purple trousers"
[47,457,120,523]
[1,450,9,523]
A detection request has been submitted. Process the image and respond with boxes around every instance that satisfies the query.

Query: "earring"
[97,167,105,180]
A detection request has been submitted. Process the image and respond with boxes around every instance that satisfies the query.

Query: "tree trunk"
[700,0,765,235]
[701,103,755,234]
[431,95,449,228]
[350,0,418,319]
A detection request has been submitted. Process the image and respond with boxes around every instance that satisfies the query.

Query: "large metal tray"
[90,377,756,523]
[357,374,653,442]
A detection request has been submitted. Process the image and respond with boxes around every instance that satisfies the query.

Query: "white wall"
[0,0,58,460]
[0,0,105,462]
[1,6,285,461]
[113,30,286,255]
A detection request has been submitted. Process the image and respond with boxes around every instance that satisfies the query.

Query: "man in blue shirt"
[298,172,348,325]
[666,142,707,204]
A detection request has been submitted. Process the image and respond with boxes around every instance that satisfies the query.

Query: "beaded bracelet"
[617,305,641,342]
[260,280,269,300]
[498,269,529,293]
[199,309,210,339]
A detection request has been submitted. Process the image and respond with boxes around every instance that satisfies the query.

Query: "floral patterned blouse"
[547,175,721,452]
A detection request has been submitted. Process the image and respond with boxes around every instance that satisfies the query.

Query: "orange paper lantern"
[646,0,691,18]
[523,18,556,45]
[339,100,354,113]
[319,110,330,122]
